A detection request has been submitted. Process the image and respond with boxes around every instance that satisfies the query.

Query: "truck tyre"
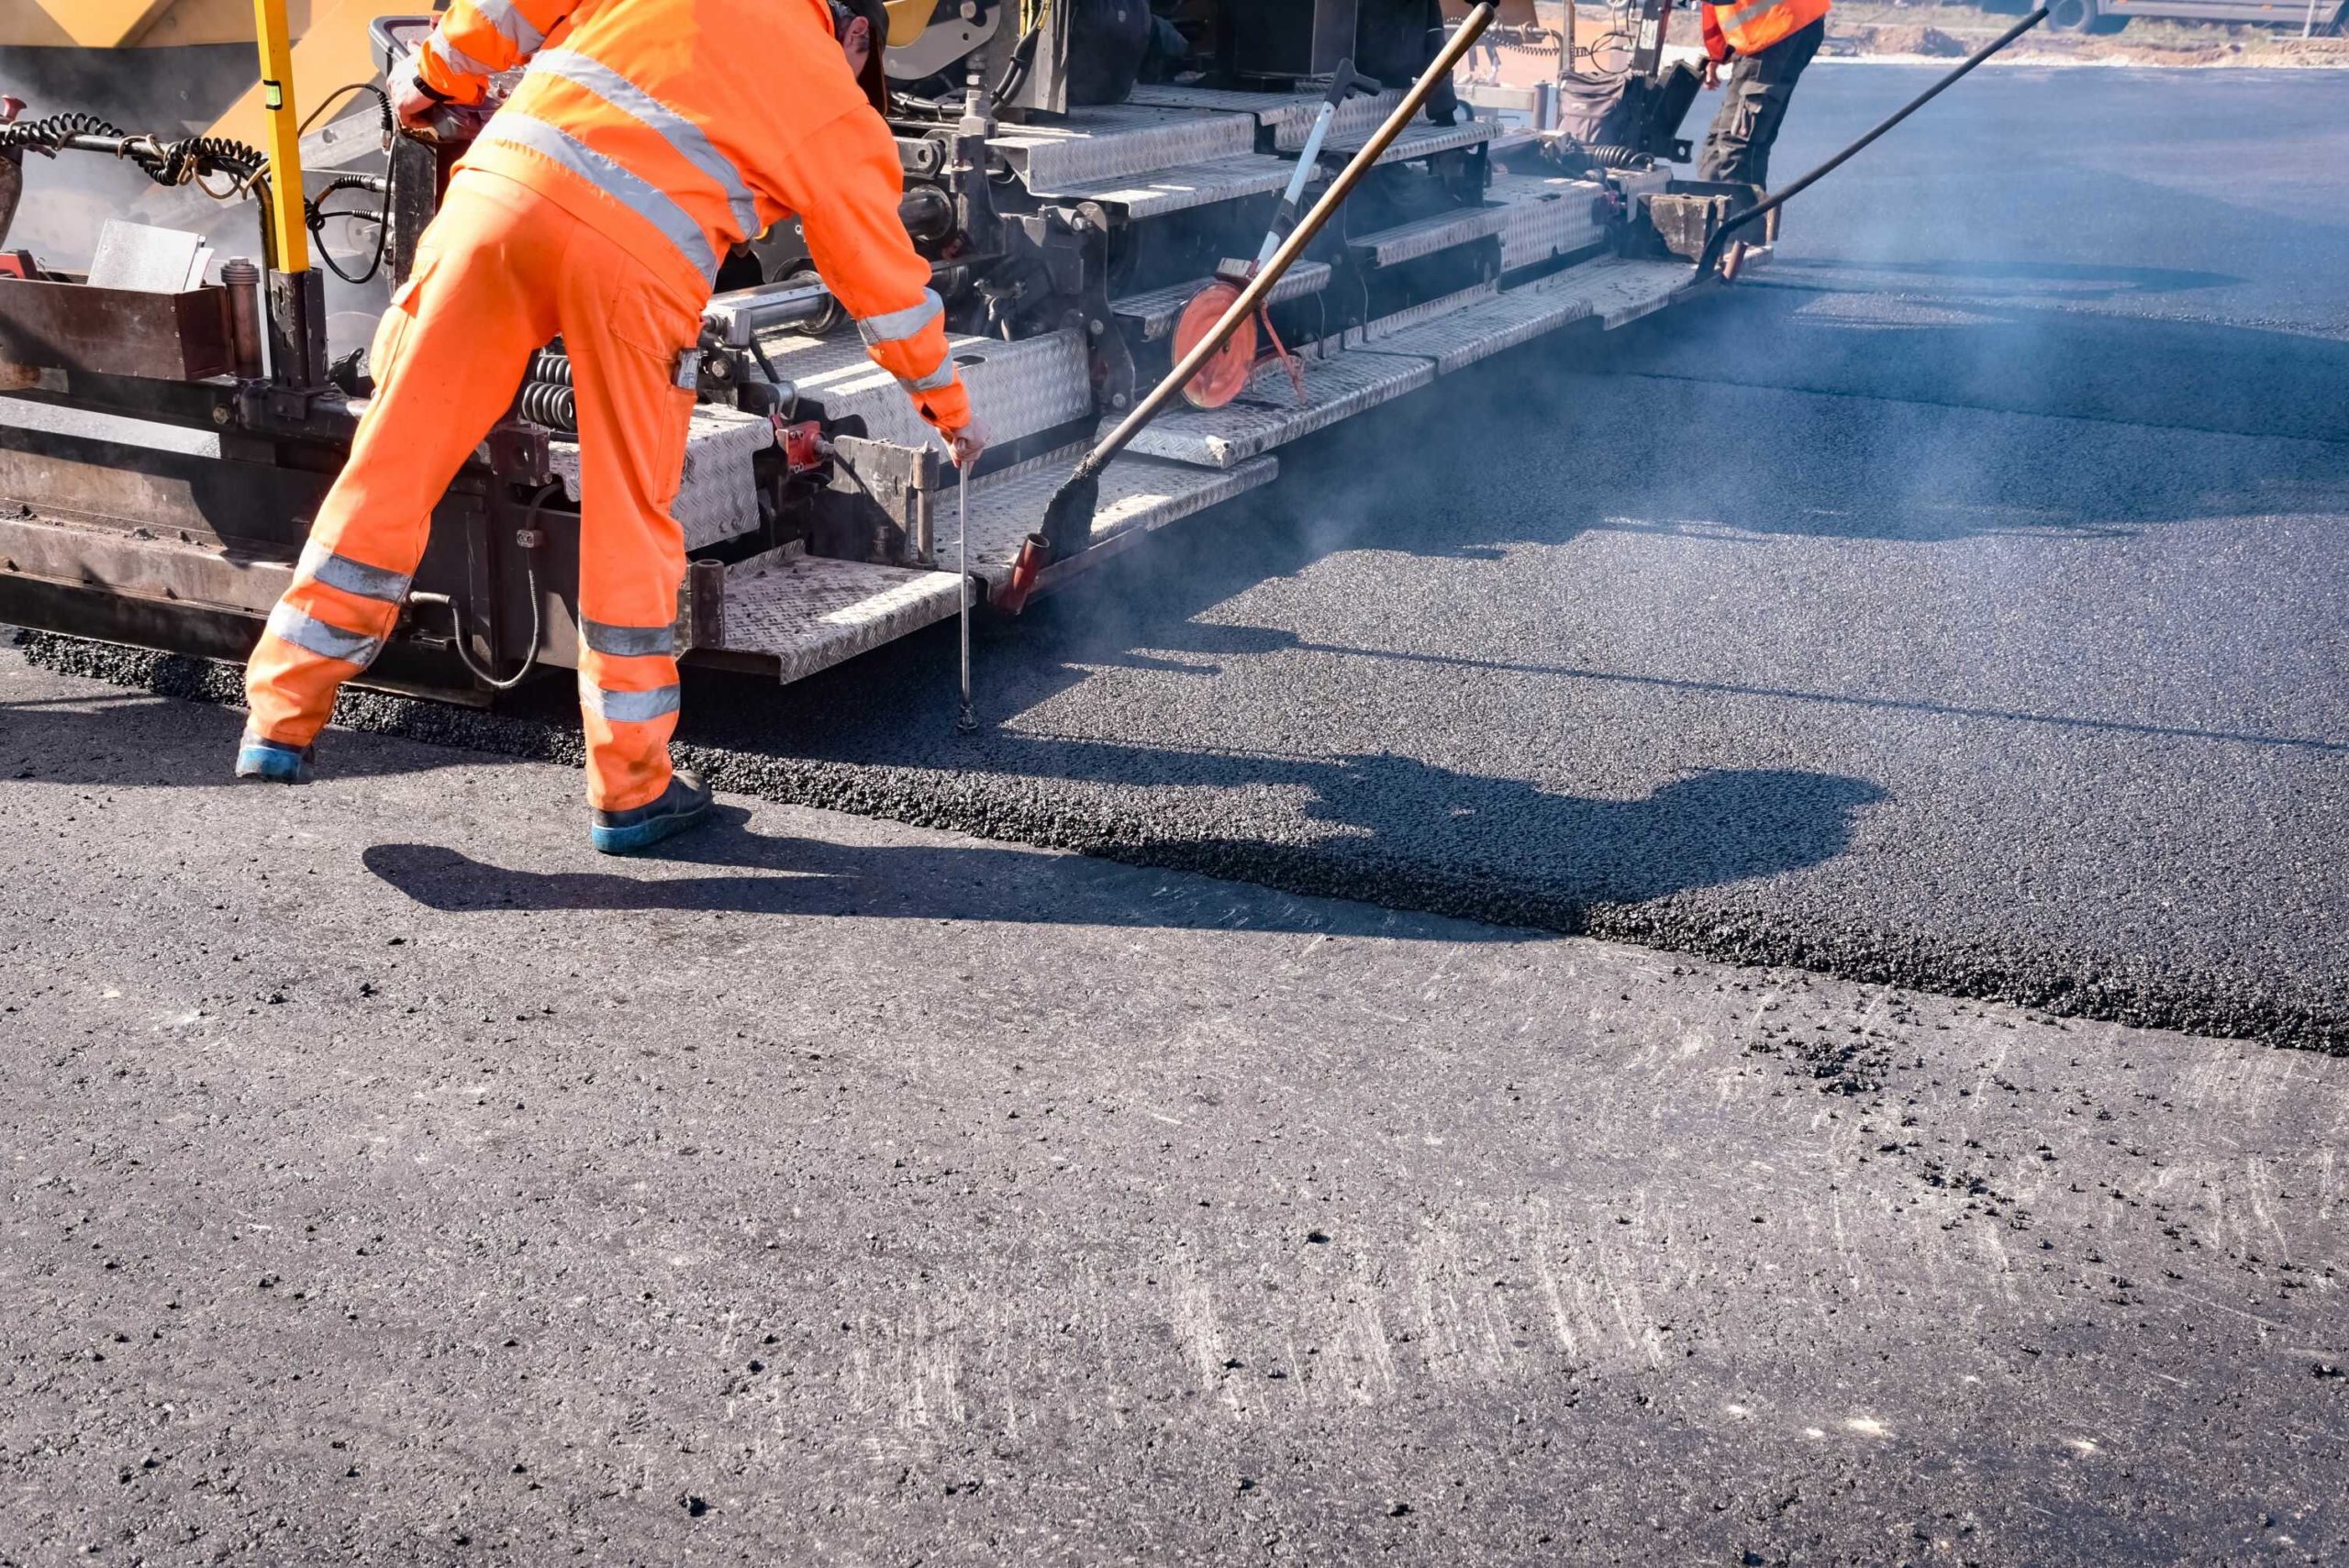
[2045,0,2096,30]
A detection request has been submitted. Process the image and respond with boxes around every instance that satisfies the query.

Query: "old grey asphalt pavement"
[3,61,2347,1567]
[3,657,2347,1565]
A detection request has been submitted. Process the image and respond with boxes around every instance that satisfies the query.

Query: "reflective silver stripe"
[267,604,380,665]
[858,289,944,349]
[298,540,410,605]
[579,678,682,724]
[480,111,719,281]
[470,0,548,54]
[900,359,957,394]
[579,617,676,658]
[530,49,760,243]
[428,30,502,81]
[1716,0,1792,32]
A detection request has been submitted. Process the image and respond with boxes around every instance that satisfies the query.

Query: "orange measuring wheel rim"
[1172,280,1256,410]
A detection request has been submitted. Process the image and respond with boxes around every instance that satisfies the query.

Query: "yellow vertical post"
[250,0,308,273]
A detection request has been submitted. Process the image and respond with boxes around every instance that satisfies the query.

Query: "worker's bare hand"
[1700,59,1721,90]
[946,419,986,470]
[392,76,444,135]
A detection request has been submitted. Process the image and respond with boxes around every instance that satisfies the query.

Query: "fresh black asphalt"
[21,68,2349,1046]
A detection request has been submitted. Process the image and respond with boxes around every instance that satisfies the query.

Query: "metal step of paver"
[1486,172,1610,272]
[1347,256,1694,375]
[1322,117,1496,163]
[1533,253,1693,329]
[717,550,963,685]
[1344,204,1510,269]
[1110,261,1333,342]
[758,327,1094,451]
[1351,282,1501,345]
[1122,83,1410,152]
[990,102,1258,190]
[1349,280,1597,376]
[1031,151,1303,220]
[1121,344,1435,470]
[953,451,1280,591]
[714,450,1279,680]
[551,406,772,552]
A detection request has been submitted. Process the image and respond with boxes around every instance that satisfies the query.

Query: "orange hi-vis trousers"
[244,168,705,812]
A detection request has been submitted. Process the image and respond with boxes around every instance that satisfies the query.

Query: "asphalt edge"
[17,628,2343,1055]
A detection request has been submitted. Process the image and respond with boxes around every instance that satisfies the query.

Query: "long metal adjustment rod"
[956,453,974,735]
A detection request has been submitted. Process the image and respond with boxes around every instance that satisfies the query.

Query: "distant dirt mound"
[1846,23,1972,55]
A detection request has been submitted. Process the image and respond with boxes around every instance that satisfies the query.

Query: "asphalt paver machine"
[0,0,1766,698]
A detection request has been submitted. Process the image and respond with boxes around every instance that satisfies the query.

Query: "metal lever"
[955,459,975,735]
[1251,58,1384,275]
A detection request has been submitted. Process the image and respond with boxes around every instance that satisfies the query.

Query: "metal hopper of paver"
[0,0,1777,699]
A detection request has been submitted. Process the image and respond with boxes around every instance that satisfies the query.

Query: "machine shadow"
[1577,280,2349,450]
[1753,255,2247,302]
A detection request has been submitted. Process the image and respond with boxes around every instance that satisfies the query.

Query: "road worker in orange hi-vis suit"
[239,0,983,854]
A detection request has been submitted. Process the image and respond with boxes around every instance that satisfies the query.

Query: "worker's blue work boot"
[591,769,712,855]
[234,730,315,784]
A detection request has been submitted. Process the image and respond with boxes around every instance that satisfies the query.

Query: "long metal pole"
[1696,6,2049,276]
[956,470,974,734]
[1072,4,1495,482]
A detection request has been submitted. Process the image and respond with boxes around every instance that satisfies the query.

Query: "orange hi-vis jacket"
[417,0,972,435]
[1700,0,1831,60]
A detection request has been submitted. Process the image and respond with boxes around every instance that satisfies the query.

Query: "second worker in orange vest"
[239,0,978,854]
[1697,0,1831,188]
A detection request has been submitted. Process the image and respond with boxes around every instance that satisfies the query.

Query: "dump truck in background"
[0,0,1767,700]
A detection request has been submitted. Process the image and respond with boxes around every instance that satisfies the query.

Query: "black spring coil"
[1575,144,1651,171]
[528,349,574,387]
[515,380,579,434]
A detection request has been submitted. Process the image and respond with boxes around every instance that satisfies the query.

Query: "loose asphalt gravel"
[2,660,2345,1565]
[24,68,2345,1047]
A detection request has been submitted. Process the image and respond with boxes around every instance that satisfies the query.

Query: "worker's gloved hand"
[945,417,986,471]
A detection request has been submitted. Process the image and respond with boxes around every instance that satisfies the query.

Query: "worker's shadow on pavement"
[361,762,1885,930]
[360,811,1452,935]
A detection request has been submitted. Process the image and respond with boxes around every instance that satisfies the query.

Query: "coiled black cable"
[0,113,270,192]
[4,98,397,284]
